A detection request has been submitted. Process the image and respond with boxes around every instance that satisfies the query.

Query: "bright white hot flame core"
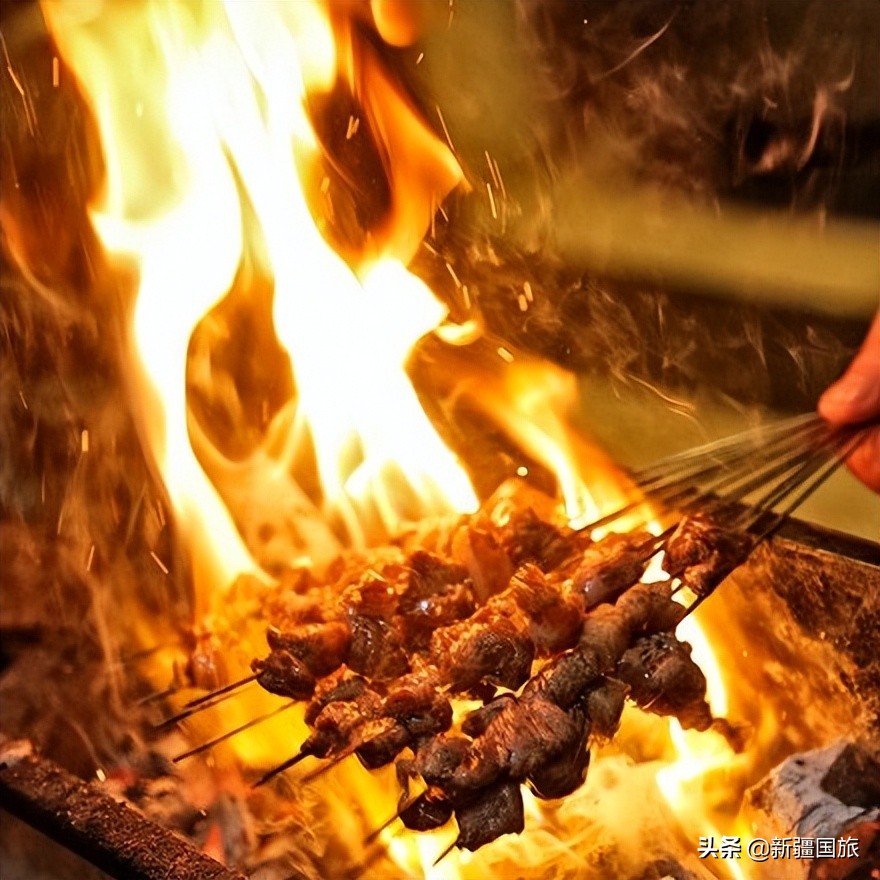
[44,0,477,596]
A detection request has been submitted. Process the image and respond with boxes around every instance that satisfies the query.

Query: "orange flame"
[42,0,479,603]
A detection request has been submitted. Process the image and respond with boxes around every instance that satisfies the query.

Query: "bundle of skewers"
[164,412,873,857]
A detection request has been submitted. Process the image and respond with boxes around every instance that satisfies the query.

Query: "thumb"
[819,310,880,425]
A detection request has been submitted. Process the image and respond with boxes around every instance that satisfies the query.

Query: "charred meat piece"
[454,782,525,851]
[585,677,629,740]
[251,651,316,700]
[347,614,409,680]
[526,702,591,800]
[664,514,754,598]
[509,564,583,653]
[524,582,682,709]
[400,787,453,832]
[565,530,655,609]
[523,646,603,709]
[416,735,471,788]
[460,694,516,738]
[616,632,712,731]
[398,552,475,648]
[304,668,367,724]
[444,615,535,691]
[501,508,574,570]
[266,621,351,676]
[612,579,686,636]
[355,725,412,770]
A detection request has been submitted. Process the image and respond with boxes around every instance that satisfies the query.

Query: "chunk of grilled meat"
[454,782,525,852]
[664,514,754,598]
[616,632,712,731]
[562,529,656,609]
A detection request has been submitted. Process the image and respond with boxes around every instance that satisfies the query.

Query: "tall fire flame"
[40,2,749,878]
[42,0,481,599]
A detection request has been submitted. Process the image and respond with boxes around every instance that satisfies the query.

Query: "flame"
[656,614,749,880]
[42,0,479,604]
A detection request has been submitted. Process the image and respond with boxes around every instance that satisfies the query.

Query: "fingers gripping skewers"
[163,413,872,856]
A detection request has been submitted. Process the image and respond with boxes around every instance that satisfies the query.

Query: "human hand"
[818,309,880,492]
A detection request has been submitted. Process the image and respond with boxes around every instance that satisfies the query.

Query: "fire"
[40,1,759,878]
[657,615,748,880]
[42,0,480,600]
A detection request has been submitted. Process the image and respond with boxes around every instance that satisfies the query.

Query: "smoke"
[514,0,877,213]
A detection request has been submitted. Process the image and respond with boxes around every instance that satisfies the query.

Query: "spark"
[52,56,59,87]
[517,293,528,311]
[18,390,28,410]
[435,105,455,154]
[486,183,497,219]
[491,156,507,200]
[497,346,514,363]
[345,115,360,139]
[523,281,534,302]
[445,262,461,288]
[595,15,674,81]
[81,429,90,453]
[1,30,35,135]
[416,52,424,65]
[1,32,24,97]
[150,550,170,575]
[86,544,95,572]
[461,284,471,310]
[485,150,501,189]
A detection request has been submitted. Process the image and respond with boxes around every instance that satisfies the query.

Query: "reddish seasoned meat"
[239,495,735,857]
[446,617,535,691]
[339,567,406,620]
[451,524,513,602]
[406,551,470,599]
[454,782,525,851]
[616,633,712,731]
